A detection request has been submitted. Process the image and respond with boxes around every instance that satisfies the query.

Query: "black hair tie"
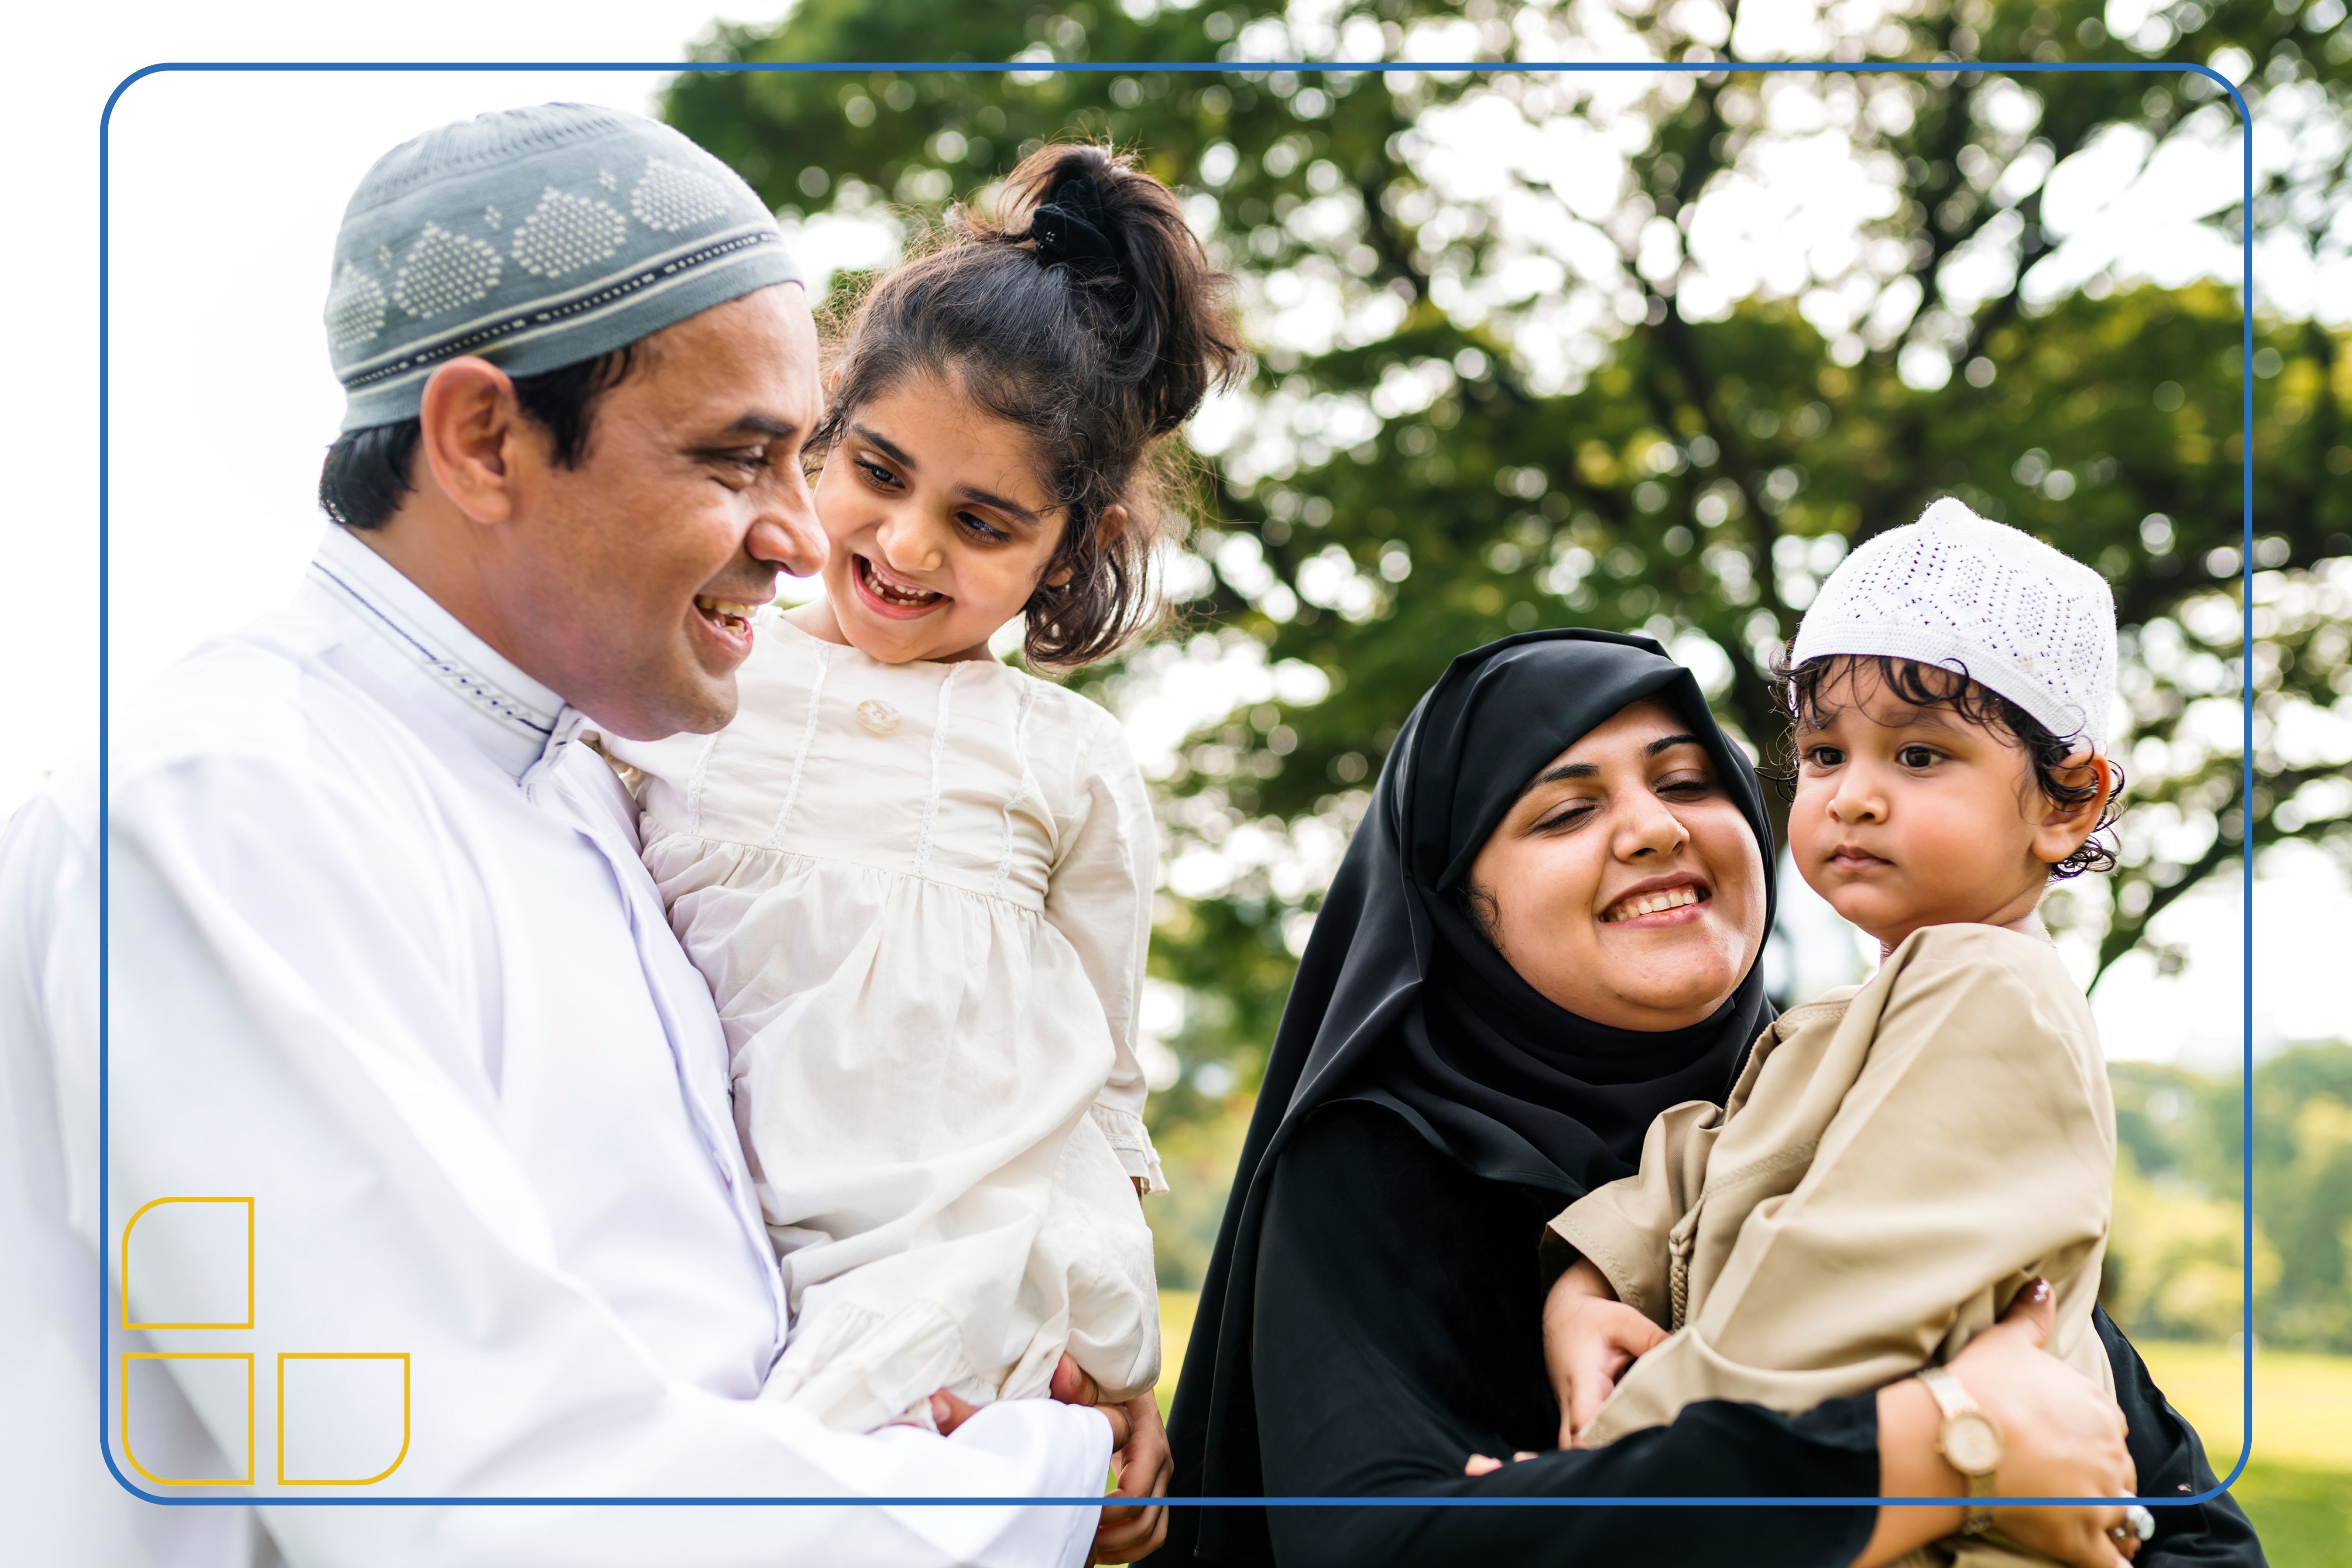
[1024,171,1121,279]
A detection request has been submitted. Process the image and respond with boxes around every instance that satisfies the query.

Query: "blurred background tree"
[663,0,2351,1282]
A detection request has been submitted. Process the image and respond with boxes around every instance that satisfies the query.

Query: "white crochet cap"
[1791,497,2118,753]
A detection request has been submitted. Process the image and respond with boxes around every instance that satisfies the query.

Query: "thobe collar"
[309,525,586,788]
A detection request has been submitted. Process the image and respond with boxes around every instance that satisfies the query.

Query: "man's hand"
[1542,1257,1666,1447]
[1049,1353,1170,1564]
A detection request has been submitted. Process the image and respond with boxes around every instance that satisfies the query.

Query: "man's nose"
[746,464,825,578]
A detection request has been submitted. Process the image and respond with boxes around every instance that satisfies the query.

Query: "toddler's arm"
[1543,1257,1670,1445]
[1045,712,1168,1194]
[1548,1096,1726,1325]
[1581,931,2114,1446]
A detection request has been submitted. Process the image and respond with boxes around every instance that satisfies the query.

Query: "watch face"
[1943,1410,2005,1475]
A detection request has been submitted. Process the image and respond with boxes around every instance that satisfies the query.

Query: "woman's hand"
[1858,1281,2141,1568]
[1957,1283,2141,1568]
[1048,1353,1170,1565]
[1542,1257,1667,1446]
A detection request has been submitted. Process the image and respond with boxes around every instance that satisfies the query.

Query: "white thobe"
[0,525,1108,1568]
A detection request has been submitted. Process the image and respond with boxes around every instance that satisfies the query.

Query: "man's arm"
[2,758,1108,1568]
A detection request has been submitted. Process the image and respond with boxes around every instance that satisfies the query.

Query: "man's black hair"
[318,343,640,530]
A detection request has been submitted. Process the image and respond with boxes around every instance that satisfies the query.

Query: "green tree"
[2108,1045,2352,1350]
[666,0,2352,1145]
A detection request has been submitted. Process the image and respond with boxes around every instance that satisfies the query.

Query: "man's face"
[503,284,823,740]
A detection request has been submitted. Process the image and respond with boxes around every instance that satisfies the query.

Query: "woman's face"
[1464,698,1768,1032]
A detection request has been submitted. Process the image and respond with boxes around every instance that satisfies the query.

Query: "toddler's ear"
[2031,750,2114,866]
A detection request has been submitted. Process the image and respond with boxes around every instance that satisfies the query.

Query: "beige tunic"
[1552,923,2115,1469]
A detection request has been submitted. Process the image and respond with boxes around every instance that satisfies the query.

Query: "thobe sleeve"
[1546,1098,1724,1327]
[1253,1104,1881,1568]
[1,751,1110,1568]
[1042,712,1166,1194]
[1580,933,2115,1446]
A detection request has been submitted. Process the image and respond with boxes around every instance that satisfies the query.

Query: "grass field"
[2136,1339,2352,1565]
[1154,1295,2352,1562]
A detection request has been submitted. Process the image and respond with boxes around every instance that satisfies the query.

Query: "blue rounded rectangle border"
[96,54,2260,1515]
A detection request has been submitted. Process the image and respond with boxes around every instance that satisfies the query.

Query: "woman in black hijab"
[1160,630,2257,1568]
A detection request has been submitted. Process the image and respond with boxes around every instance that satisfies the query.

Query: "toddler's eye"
[1898,744,1939,768]
[1805,745,1845,768]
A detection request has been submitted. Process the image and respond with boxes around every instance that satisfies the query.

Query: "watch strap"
[1916,1367,1997,1536]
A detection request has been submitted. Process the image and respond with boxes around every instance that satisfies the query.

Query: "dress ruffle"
[1090,1102,1168,1195]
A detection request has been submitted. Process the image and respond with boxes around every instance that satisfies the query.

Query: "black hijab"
[1164,630,1779,1558]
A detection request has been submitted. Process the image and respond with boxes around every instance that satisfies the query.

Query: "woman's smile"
[1599,875,1711,926]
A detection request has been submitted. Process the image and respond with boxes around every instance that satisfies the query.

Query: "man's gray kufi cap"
[325,103,797,431]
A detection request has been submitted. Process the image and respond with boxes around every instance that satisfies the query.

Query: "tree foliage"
[666,0,2352,1121]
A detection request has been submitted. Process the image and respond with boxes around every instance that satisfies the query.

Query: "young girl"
[1541,500,2143,1566]
[609,144,1244,1433]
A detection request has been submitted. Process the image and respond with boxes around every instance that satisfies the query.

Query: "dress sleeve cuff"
[1089,1102,1168,1194]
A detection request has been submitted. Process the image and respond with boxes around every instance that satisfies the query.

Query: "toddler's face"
[807,376,1068,664]
[1787,662,2106,952]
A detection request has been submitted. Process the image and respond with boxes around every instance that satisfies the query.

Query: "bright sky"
[1,0,2342,1071]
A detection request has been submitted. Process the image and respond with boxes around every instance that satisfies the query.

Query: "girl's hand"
[1542,1258,1668,1446]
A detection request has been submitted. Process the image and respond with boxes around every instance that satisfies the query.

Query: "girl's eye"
[1806,746,1845,768]
[1899,745,1939,768]
[857,458,900,489]
[958,511,1010,543]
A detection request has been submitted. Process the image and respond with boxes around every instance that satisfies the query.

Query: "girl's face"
[799,376,1066,665]
[1465,699,1768,1032]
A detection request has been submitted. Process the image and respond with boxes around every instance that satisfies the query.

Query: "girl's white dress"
[608,612,1165,1433]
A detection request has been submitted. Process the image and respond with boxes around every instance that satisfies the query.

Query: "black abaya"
[1239,1101,2263,1568]
[1163,631,2263,1566]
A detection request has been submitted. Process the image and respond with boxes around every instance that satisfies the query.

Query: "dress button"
[856,699,903,735]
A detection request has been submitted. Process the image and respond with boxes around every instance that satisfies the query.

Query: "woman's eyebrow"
[1524,760,1599,793]
[1645,732,1704,756]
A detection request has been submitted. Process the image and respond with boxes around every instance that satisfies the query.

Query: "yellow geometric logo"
[120,1352,253,1486]
[117,1197,409,1488]
[277,1353,412,1486]
[121,1196,254,1330]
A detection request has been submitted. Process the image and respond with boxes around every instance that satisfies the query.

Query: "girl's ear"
[1041,503,1128,589]
[2031,750,2114,865]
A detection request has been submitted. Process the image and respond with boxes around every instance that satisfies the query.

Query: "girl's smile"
[850,553,949,617]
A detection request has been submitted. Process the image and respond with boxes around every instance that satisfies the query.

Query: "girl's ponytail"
[816,142,1246,669]
[1002,144,1242,441]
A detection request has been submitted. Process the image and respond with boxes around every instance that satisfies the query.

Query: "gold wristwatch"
[1917,1365,2003,1536]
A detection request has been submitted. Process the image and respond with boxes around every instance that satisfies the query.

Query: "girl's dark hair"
[815,143,1247,669]
[1771,652,2123,879]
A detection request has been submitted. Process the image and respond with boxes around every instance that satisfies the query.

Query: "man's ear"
[1041,503,1129,589]
[2031,749,2114,865]
[415,357,528,526]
